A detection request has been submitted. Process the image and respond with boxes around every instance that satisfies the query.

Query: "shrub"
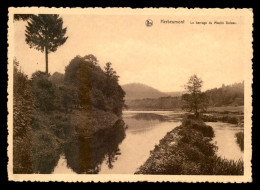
[221,116,238,124]
[204,156,244,175]
[13,60,33,173]
[136,116,243,175]
[31,71,57,112]
[182,116,214,138]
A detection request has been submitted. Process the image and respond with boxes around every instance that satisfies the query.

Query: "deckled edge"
[7,7,254,183]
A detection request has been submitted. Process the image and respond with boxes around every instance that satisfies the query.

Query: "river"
[52,111,243,174]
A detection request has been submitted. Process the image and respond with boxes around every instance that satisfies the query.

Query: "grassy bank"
[201,114,243,125]
[135,115,243,175]
[201,106,244,125]
[207,106,244,114]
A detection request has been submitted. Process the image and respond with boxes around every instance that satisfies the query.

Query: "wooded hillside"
[125,82,244,110]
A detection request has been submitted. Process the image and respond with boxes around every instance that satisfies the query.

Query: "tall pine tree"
[25,14,68,74]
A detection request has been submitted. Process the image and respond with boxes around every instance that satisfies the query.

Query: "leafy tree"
[25,14,68,74]
[64,55,125,115]
[84,54,99,65]
[104,62,125,115]
[31,71,57,112]
[104,62,118,96]
[182,75,208,117]
[14,14,33,21]
[13,59,33,173]
[104,62,117,80]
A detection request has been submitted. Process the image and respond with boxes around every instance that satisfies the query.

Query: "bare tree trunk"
[45,46,48,74]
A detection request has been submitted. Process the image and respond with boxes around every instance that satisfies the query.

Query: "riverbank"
[201,106,244,125]
[13,55,126,174]
[125,106,244,125]
[135,115,243,175]
[65,108,120,139]
[28,107,121,173]
[201,113,243,125]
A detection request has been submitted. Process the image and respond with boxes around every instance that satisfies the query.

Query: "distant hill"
[125,82,244,110]
[127,96,182,110]
[165,91,184,97]
[122,83,168,100]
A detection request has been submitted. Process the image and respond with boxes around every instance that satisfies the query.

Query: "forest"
[13,55,125,173]
[126,82,244,110]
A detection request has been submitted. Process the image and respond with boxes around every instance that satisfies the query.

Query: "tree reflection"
[64,120,126,173]
[132,113,167,121]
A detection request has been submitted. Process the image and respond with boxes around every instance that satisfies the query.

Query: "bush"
[13,60,33,173]
[182,116,214,138]
[203,156,244,175]
[13,55,126,174]
[31,71,57,112]
[201,114,239,124]
[136,116,243,175]
[221,116,238,124]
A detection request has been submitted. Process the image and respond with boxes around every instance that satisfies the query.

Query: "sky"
[13,14,248,91]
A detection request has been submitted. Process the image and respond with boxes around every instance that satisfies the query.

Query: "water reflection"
[99,111,181,174]
[206,122,243,161]
[51,111,243,174]
[63,120,126,174]
[132,113,168,121]
[32,131,62,174]
[52,154,75,174]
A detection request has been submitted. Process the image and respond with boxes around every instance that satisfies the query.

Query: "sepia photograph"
[7,8,253,182]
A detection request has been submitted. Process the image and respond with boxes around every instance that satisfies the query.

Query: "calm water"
[206,122,243,161]
[52,111,243,174]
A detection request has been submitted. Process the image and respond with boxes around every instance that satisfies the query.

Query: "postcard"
[7,7,253,182]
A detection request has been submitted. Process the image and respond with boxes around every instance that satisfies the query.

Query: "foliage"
[126,96,182,110]
[25,14,68,73]
[13,54,126,173]
[182,115,214,138]
[136,116,243,175]
[125,82,244,111]
[14,14,33,21]
[32,129,62,173]
[13,60,65,173]
[31,71,58,112]
[206,82,244,107]
[49,72,64,86]
[64,120,126,173]
[202,114,240,124]
[132,113,167,121]
[13,59,33,173]
[64,55,125,116]
[182,75,208,117]
[204,156,243,175]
